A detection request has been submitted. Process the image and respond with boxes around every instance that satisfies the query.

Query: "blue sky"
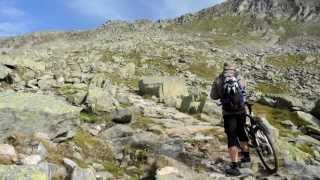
[0,0,224,36]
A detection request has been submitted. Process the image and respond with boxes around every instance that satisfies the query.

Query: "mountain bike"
[244,102,278,173]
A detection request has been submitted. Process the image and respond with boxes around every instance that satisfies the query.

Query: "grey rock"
[96,171,114,180]
[302,125,320,141]
[0,92,81,139]
[128,132,161,149]
[38,78,56,90]
[258,96,277,107]
[71,167,96,180]
[157,139,184,158]
[179,95,206,114]
[202,99,222,116]
[52,130,76,143]
[111,108,134,124]
[266,94,303,111]
[86,87,117,114]
[101,125,135,140]
[21,155,42,165]
[280,120,297,129]
[285,160,320,179]
[295,111,320,127]
[139,76,188,101]
[0,163,62,179]
[0,144,17,165]
[0,64,11,80]
[63,158,78,172]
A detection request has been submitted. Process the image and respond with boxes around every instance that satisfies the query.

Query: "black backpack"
[221,72,245,111]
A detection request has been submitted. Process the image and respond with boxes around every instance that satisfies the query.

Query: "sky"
[0,0,224,36]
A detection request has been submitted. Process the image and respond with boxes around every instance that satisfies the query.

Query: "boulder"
[0,163,51,179]
[285,160,320,179]
[0,55,46,73]
[58,84,88,106]
[265,94,303,111]
[0,64,11,80]
[111,108,134,124]
[202,99,222,116]
[179,95,206,114]
[0,92,81,138]
[0,144,17,165]
[101,125,135,140]
[139,76,188,101]
[86,87,117,114]
[312,100,320,119]
[258,96,277,107]
[128,132,161,149]
[155,155,209,180]
[302,125,320,141]
[295,111,320,127]
[21,155,42,165]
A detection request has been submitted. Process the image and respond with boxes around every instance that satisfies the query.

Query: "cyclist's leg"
[224,115,240,163]
[237,114,250,162]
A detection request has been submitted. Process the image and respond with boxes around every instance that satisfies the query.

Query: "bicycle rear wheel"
[254,127,278,173]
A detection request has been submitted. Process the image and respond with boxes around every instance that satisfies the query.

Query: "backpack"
[221,71,245,111]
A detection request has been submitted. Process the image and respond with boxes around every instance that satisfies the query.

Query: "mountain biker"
[210,62,250,176]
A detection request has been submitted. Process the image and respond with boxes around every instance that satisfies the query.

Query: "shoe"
[240,156,251,163]
[226,162,241,176]
[225,166,241,176]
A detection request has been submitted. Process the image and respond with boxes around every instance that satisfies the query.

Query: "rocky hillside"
[0,0,319,179]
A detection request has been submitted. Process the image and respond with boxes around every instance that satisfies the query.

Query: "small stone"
[280,120,296,129]
[0,144,17,164]
[111,108,134,124]
[96,171,114,180]
[21,155,42,165]
[71,167,96,180]
[63,158,78,171]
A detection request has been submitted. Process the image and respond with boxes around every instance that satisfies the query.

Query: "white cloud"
[0,1,25,18]
[0,1,31,36]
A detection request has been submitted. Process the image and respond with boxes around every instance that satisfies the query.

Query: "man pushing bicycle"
[210,62,251,176]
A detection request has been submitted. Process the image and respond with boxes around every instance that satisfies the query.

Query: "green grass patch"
[106,72,139,89]
[103,161,125,177]
[253,103,304,137]
[101,50,115,62]
[296,143,315,156]
[188,63,217,80]
[266,54,307,69]
[256,83,289,94]
[74,130,115,163]
[131,116,155,130]
[145,59,177,75]
[168,16,251,34]
[270,20,320,42]
[80,111,99,123]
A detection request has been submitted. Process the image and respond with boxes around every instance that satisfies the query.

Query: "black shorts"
[223,114,249,148]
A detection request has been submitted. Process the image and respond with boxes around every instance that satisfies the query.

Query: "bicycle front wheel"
[254,127,278,173]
